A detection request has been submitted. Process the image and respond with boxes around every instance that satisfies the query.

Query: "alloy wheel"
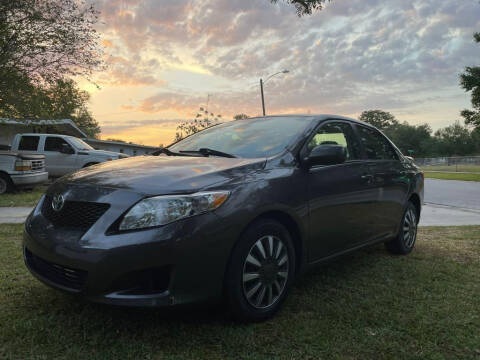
[403,208,417,248]
[242,235,289,309]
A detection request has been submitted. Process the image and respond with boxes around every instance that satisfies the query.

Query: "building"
[84,138,158,156]
[0,118,158,156]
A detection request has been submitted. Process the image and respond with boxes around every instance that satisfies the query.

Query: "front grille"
[41,195,109,231]
[24,248,87,291]
[31,160,44,171]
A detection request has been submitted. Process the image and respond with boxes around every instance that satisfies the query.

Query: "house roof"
[0,118,87,138]
[84,138,158,150]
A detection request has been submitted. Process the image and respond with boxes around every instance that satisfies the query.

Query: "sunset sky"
[82,0,480,146]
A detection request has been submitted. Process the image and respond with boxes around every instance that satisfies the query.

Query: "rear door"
[43,136,78,176]
[306,120,378,262]
[354,125,410,239]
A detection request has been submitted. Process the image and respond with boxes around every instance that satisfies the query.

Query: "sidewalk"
[0,207,32,224]
[2,204,480,226]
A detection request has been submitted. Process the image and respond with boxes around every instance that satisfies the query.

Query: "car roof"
[245,114,374,128]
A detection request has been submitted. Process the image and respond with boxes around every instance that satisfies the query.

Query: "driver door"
[306,120,377,262]
[43,136,78,177]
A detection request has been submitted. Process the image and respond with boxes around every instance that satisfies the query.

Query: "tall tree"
[359,110,399,130]
[460,32,480,129]
[433,121,476,156]
[384,122,433,157]
[0,0,103,87]
[0,78,100,138]
[0,0,103,137]
[270,0,330,16]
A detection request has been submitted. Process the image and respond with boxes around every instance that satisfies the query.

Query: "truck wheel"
[0,173,13,194]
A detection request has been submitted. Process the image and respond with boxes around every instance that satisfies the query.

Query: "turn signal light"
[15,160,32,171]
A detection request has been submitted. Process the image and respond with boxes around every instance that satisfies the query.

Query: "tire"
[0,173,13,194]
[225,218,296,322]
[385,201,418,255]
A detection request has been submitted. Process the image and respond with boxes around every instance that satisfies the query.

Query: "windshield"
[68,137,94,150]
[169,116,314,158]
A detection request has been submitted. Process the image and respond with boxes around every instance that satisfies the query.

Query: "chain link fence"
[415,156,480,173]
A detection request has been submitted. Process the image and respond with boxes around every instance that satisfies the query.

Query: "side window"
[45,137,71,152]
[357,126,398,160]
[307,122,361,160]
[18,136,39,151]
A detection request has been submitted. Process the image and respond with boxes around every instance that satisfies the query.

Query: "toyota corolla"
[23,115,424,321]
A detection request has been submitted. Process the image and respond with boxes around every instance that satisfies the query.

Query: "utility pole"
[260,79,266,116]
[259,70,289,117]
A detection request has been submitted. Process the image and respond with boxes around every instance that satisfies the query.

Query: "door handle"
[361,173,374,183]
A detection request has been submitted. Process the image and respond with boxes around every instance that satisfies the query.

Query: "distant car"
[0,151,48,194]
[10,133,129,177]
[24,115,424,321]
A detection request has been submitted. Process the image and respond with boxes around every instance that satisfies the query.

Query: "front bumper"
[11,171,48,187]
[23,195,238,307]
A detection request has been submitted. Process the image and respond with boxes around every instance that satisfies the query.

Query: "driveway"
[424,178,480,210]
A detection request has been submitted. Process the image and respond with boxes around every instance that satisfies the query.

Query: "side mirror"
[60,143,74,154]
[303,145,346,167]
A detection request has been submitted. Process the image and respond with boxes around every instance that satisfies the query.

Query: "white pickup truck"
[10,134,128,177]
[0,151,48,194]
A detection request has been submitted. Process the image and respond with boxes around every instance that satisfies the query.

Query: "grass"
[424,171,480,182]
[421,165,480,173]
[1,224,479,360]
[0,185,47,207]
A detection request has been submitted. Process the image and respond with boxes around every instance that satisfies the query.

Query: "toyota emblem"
[51,194,65,212]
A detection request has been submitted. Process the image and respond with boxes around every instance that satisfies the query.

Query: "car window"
[356,126,398,160]
[169,116,315,158]
[307,122,361,160]
[45,137,72,152]
[18,136,39,151]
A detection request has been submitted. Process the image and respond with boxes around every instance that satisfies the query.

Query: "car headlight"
[119,191,230,231]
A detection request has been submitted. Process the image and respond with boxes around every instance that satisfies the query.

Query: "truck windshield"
[169,116,314,158]
[69,138,94,150]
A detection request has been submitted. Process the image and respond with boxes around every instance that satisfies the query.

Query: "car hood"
[60,155,266,195]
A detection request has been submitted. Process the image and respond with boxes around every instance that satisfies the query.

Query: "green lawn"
[421,164,480,173]
[0,185,47,207]
[1,224,479,359]
[424,171,480,182]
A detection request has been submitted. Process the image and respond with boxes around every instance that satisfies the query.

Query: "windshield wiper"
[179,148,237,158]
[151,147,194,157]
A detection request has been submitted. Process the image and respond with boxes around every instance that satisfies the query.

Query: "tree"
[270,0,330,16]
[359,110,399,130]
[0,0,103,87]
[433,121,476,156]
[384,122,433,157]
[0,78,101,138]
[233,114,249,120]
[174,107,222,142]
[460,32,480,129]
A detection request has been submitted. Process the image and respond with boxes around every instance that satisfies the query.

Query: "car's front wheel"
[385,201,418,255]
[225,218,296,322]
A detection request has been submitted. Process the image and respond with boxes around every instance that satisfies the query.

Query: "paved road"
[425,178,480,210]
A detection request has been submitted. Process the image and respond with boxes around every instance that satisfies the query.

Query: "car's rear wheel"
[385,201,418,255]
[0,173,13,194]
[225,218,296,322]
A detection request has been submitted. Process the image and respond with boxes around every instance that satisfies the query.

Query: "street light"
[260,70,289,116]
